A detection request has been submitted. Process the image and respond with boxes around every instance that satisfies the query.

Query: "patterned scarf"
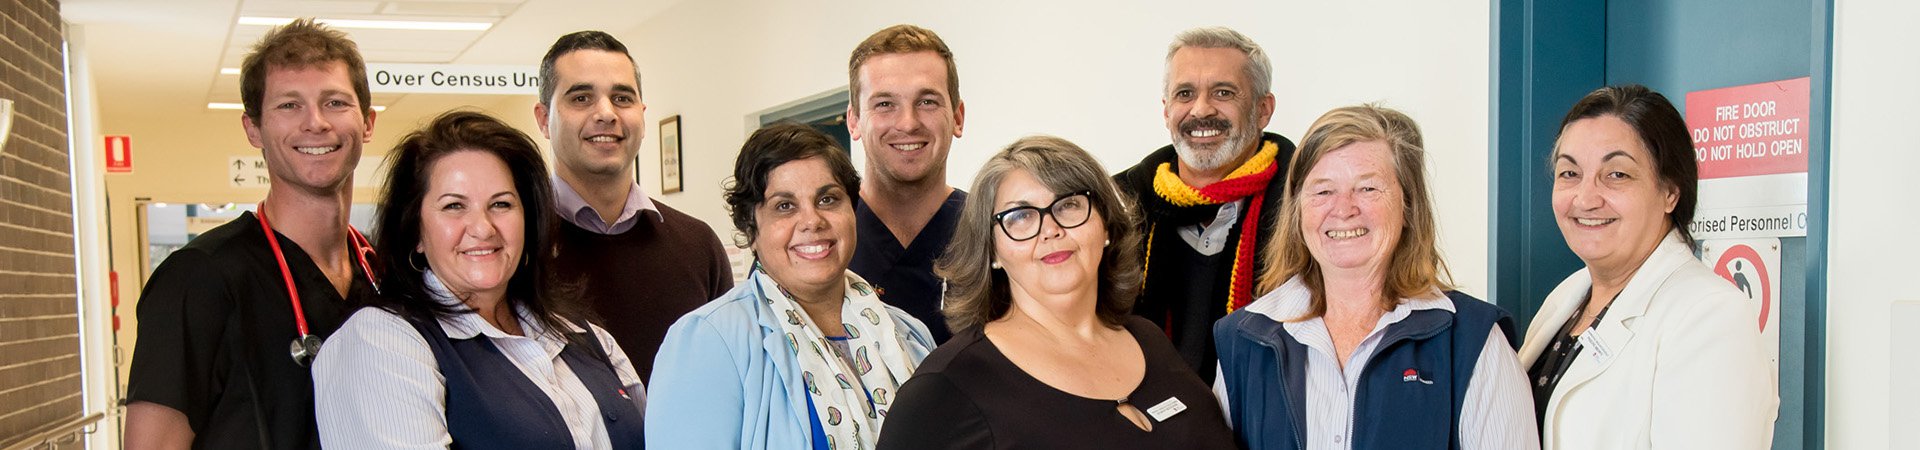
[753,267,916,450]
[1147,140,1281,313]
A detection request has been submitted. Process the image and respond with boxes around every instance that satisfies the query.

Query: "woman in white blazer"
[1520,85,1777,450]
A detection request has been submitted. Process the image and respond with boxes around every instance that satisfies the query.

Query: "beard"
[1172,113,1261,173]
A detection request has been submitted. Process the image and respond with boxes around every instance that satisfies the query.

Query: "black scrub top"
[850,190,966,343]
[125,212,376,450]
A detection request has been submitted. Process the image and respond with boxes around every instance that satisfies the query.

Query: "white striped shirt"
[314,274,644,450]
[1215,278,1539,450]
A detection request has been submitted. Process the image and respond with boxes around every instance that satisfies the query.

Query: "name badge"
[1146,396,1187,422]
[1577,330,1613,364]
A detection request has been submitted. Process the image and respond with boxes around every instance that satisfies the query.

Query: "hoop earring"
[409,252,429,273]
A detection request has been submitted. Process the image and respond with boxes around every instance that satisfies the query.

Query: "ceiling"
[59,0,683,130]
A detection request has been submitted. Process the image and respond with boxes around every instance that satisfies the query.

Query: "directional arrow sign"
[229,156,269,188]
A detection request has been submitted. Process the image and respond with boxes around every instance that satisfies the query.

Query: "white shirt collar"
[1244,275,1455,325]
[421,270,582,341]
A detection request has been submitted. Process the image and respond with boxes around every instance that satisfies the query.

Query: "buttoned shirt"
[553,174,659,235]
[314,272,644,450]
[1177,198,1243,255]
[1215,279,1539,450]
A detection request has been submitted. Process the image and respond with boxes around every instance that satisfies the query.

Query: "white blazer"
[1519,231,1777,450]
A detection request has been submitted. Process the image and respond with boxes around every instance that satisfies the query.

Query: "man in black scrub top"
[845,25,968,342]
[122,18,379,450]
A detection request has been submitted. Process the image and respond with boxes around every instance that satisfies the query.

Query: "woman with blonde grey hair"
[877,136,1235,449]
[1213,104,1537,449]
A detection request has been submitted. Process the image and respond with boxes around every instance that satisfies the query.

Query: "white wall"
[1826,0,1920,448]
[616,0,1495,296]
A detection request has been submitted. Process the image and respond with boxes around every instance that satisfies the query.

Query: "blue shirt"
[645,273,936,449]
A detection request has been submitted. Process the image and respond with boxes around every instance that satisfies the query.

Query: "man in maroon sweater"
[532,30,734,383]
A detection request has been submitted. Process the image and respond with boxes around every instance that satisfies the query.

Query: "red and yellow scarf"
[1147,140,1281,313]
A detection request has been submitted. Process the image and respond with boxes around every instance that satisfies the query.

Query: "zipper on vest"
[1252,335,1307,450]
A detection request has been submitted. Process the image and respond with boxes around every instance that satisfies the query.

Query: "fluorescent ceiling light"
[208,102,387,112]
[219,68,240,75]
[239,16,492,31]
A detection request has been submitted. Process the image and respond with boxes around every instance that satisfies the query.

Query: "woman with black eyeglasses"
[875,136,1236,449]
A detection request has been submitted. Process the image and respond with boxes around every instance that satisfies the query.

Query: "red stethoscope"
[256,203,379,367]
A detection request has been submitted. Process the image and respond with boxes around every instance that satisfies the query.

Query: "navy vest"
[408,317,646,449]
[1213,291,1516,450]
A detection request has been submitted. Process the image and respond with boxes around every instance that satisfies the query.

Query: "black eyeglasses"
[992,190,1096,241]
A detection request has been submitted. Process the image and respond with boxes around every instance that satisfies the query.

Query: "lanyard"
[256,203,378,365]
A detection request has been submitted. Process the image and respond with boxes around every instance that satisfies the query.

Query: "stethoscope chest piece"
[290,334,323,367]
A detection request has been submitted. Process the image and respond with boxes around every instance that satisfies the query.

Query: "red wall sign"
[1684,77,1810,180]
[104,135,132,173]
[1712,244,1773,332]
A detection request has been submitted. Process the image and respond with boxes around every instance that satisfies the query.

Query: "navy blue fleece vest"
[408,318,645,449]
[1213,291,1515,450]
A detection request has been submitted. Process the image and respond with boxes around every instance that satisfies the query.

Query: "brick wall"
[0,0,83,445]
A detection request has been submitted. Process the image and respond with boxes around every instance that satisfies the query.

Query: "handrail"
[0,412,105,450]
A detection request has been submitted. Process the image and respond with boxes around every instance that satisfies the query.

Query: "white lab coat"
[1520,231,1778,450]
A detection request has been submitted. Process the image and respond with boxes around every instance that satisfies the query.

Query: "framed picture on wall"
[658,115,683,193]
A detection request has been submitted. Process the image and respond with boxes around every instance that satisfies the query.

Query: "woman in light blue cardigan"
[646,124,935,449]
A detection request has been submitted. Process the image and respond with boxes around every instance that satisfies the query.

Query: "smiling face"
[1298,140,1404,278]
[242,61,376,196]
[992,169,1107,302]
[752,157,857,301]
[1552,115,1679,273]
[1163,46,1274,177]
[417,151,525,299]
[848,51,965,186]
[535,49,645,182]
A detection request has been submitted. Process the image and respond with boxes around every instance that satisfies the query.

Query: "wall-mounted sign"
[1684,77,1810,239]
[229,156,269,188]
[105,135,133,173]
[1701,238,1782,373]
[366,63,541,95]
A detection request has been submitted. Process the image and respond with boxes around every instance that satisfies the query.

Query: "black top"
[850,189,966,343]
[876,316,1238,450]
[1527,293,1613,427]
[552,200,733,383]
[125,212,377,450]
[1134,220,1239,382]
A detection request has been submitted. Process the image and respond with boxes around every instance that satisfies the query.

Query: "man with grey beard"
[1114,27,1295,381]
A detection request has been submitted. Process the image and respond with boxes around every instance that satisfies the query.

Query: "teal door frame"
[1490,1,1831,447]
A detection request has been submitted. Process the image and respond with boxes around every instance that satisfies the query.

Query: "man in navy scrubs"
[124,18,379,450]
[844,25,969,342]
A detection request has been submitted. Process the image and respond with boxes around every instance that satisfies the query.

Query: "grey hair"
[1163,26,1273,98]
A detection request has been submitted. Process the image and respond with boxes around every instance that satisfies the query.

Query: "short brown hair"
[1257,104,1451,318]
[937,136,1142,332]
[847,25,960,108]
[239,18,371,122]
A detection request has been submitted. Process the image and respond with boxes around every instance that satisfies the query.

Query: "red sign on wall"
[104,135,132,173]
[1684,77,1810,180]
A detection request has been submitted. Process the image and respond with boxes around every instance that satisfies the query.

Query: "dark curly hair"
[722,122,861,247]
